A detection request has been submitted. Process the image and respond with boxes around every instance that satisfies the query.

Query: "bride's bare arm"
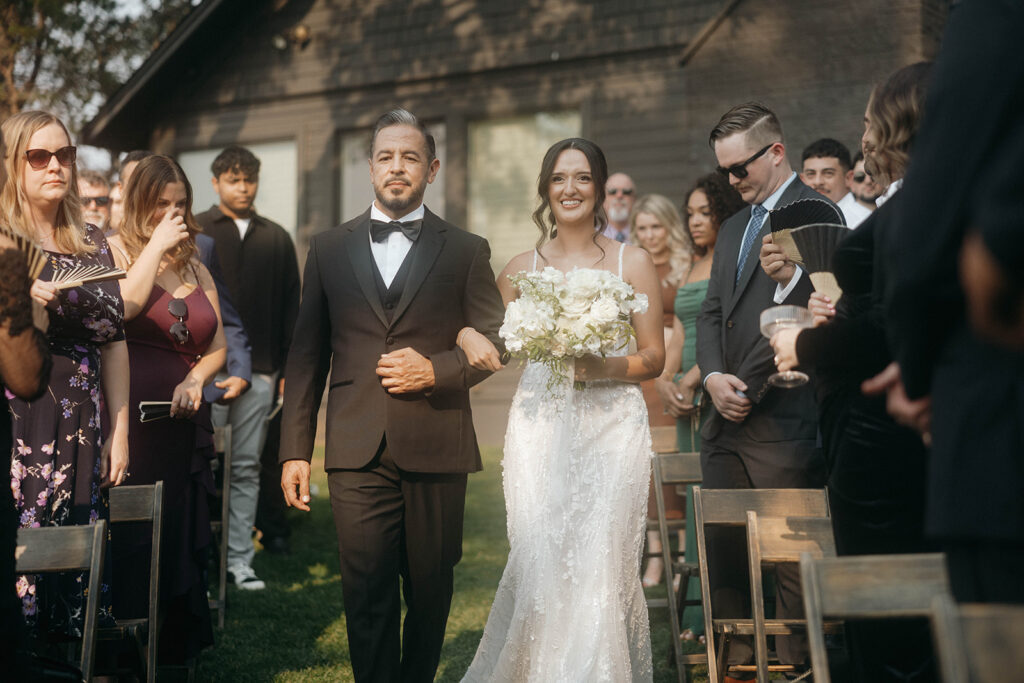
[456,251,530,371]
[574,246,665,383]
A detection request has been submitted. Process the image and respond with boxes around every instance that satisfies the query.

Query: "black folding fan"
[769,199,847,301]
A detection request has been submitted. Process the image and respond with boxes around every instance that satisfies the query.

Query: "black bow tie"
[370,219,422,243]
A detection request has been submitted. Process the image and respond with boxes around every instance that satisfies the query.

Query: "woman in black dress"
[768,63,936,682]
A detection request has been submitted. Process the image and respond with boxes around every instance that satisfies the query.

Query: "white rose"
[590,297,620,324]
[565,268,602,299]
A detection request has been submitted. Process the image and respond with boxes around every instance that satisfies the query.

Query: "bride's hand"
[457,327,503,372]
[573,355,607,382]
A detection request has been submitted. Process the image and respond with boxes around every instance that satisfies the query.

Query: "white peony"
[589,297,620,324]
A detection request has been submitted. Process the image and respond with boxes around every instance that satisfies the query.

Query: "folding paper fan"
[768,199,847,302]
[0,223,47,280]
[50,264,126,290]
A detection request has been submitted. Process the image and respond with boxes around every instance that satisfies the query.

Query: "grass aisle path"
[197,447,706,682]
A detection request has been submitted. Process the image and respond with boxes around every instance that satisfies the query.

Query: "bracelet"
[457,327,473,347]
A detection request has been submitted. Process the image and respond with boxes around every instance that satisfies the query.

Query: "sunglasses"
[607,188,635,196]
[852,172,868,183]
[81,195,111,207]
[168,298,190,345]
[25,146,77,170]
[716,143,775,180]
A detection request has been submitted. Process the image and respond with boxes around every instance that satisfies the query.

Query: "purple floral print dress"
[8,224,124,637]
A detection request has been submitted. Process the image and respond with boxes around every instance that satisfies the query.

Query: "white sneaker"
[227,563,266,590]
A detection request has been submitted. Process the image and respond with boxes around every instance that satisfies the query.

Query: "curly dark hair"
[684,172,745,256]
[211,145,260,179]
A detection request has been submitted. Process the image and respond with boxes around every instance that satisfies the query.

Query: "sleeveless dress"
[464,244,654,682]
[8,224,123,637]
[672,277,710,636]
[112,278,217,662]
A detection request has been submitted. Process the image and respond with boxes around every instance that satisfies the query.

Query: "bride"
[457,138,664,681]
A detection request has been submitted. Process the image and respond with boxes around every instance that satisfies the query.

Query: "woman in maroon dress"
[2,111,129,639]
[108,155,226,664]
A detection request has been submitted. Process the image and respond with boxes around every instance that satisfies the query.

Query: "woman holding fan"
[107,154,225,664]
[1,110,129,638]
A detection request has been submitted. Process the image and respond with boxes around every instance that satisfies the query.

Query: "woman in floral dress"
[2,111,129,637]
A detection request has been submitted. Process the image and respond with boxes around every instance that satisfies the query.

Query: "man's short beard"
[374,182,426,215]
[607,206,630,224]
[83,212,107,230]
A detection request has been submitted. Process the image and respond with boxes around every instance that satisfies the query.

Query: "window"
[178,139,298,239]
[467,112,581,274]
[339,123,446,222]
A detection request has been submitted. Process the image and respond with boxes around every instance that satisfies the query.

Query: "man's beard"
[83,211,107,230]
[607,206,630,224]
[374,180,426,215]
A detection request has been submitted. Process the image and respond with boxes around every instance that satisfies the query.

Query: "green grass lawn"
[196,446,707,682]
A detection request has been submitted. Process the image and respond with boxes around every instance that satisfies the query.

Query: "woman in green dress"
[655,172,744,641]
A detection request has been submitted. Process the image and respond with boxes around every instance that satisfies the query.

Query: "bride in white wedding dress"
[456,138,665,682]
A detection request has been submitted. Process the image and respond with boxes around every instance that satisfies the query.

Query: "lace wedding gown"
[463,245,654,682]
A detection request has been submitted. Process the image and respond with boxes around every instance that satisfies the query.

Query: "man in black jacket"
[696,102,827,677]
[196,146,300,590]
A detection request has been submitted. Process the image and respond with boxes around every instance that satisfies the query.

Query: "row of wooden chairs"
[649,434,1024,683]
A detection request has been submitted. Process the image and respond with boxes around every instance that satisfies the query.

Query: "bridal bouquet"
[500,267,648,388]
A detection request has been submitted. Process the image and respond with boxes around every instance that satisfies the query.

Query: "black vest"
[370,241,419,323]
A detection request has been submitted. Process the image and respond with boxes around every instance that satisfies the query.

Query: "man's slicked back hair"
[801,138,853,171]
[211,145,261,179]
[709,101,784,150]
[370,108,436,163]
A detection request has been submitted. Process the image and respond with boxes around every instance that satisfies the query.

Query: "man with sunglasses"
[77,168,111,233]
[601,172,636,243]
[849,151,881,214]
[696,102,829,681]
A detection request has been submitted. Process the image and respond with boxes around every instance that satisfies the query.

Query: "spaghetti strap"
[532,249,539,272]
[617,242,625,278]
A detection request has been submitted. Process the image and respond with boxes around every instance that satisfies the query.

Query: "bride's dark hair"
[532,138,609,252]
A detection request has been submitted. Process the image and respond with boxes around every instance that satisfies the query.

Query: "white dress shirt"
[837,192,872,228]
[875,178,902,207]
[369,202,425,287]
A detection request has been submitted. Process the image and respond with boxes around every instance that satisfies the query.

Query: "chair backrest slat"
[651,425,678,454]
[808,553,950,618]
[16,524,98,572]
[655,452,702,484]
[698,488,829,525]
[750,513,836,563]
[109,484,158,522]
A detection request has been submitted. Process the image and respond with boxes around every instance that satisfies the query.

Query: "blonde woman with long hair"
[2,110,129,636]
[107,154,226,663]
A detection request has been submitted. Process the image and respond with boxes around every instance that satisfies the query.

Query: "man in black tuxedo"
[696,102,826,675]
[280,109,505,682]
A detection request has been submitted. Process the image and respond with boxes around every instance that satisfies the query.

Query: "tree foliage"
[0,0,197,134]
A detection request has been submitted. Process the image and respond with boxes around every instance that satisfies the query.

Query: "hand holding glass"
[760,305,814,388]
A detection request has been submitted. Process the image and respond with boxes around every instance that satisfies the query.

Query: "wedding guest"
[629,193,691,588]
[800,138,870,227]
[698,102,827,678]
[77,169,111,233]
[0,124,52,673]
[655,173,743,641]
[196,146,300,591]
[770,62,936,682]
[108,154,226,664]
[108,150,151,236]
[2,110,129,639]
[870,0,1024,606]
[601,172,636,242]
[849,151,881,213]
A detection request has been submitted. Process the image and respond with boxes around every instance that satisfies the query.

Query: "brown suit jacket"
[280,207,505,473]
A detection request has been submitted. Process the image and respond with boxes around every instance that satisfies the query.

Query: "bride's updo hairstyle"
[863,61,932,186]
[532,137,609,249]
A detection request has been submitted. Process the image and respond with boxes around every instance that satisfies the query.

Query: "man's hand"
[705,373,752,423]
[215,376,250,403]
[281,459,312,512]
[862,362,932,442]
[960,231,1024,350]
[376,347,435,393]
[759,234,796,287]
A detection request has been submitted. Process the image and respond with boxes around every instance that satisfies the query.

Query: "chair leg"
[717,634,731,683]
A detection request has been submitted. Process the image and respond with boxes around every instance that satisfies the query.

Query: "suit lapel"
[344,210,388,327]
[389,208,445,329]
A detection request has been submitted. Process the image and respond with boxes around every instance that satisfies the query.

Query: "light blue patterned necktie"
[736,204,767,284]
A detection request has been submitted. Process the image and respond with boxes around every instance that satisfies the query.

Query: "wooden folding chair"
[15,520,108,681]
[651,425,679,455]
[692,486,830,683]
[210,423,232,628]
[799,552,951,683]
[99,481,164,683]
[651,450,704,682]
[746,511,839,682]
[930,594,1024,683]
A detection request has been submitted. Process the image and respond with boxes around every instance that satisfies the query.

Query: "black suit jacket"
[697,177,824,443]
[280,208,505,473]
[885,0,1024,541]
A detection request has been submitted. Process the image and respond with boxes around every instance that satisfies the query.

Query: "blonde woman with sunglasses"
[1,110,129,638]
